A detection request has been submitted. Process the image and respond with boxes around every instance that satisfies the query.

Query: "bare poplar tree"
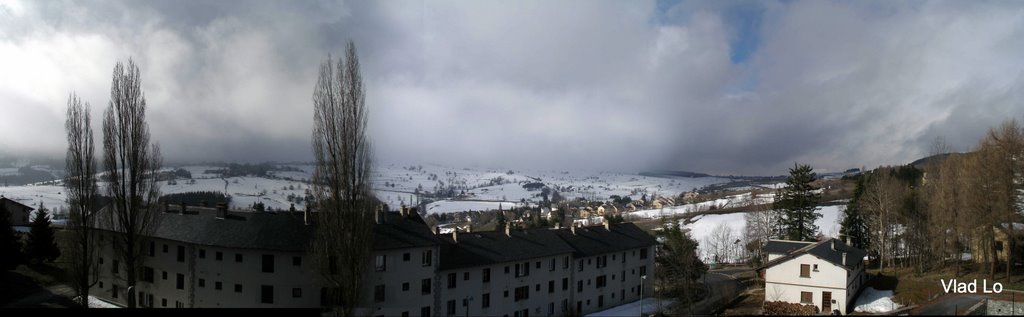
[65,93,99,307]
[309,41,374,317]
[861,169,901,273]
[102,59,162,308]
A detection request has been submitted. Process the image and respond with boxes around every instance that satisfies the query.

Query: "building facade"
[760,239,867,315]
[90,204,657,316]
[1,196,34,226]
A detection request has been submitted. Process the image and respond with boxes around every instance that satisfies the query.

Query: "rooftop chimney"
[603,218,610,231]
[554,222,561,230]
[831,239,836,251]
[400,205,408,217]
[505,223,511,237]
[570,223,577,235]
[842,252,847,266]
[433,226,439,235]
[215,203,227,219]
[452,231,458,243]
[303,208,310,226]
[375,205,385,224]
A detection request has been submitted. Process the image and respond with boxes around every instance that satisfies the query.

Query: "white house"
[760,239,867,315]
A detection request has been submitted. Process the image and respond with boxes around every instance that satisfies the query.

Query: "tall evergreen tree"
[774,163,822,241]
[26,202,60,263]
[0,203,24,270]
[840,175,870,249]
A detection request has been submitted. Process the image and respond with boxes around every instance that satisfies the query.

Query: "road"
[3,284,77,308]
[914,294,987,315]
[687,270,745,315]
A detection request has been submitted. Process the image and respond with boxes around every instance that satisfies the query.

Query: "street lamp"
[639,275,647,317]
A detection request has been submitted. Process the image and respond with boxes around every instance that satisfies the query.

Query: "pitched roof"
[552,223,659,257]
[0,197,35,211]
[438,228,576,270]
[760,238,866,271]
[764,240,814,255]
[93,205,439,252]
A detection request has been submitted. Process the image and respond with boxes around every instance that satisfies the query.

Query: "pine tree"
[774,163,822,241]
[0,203,24,270]
[26,202,60,263]
[840,175,870,249]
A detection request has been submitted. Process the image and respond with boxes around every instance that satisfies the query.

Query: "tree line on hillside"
[839,120,1024,280]
[157,191,232,208]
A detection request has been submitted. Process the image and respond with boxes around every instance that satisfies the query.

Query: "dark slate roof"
[552,223,659,257]
[1,197,35,211]
[438,228,576,270]
[764,240,814,255]
[373,211,441,251]
[93,205,439,253]
[761,238,867,271]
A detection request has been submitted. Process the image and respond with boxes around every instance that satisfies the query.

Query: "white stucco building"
[760,239,867,315]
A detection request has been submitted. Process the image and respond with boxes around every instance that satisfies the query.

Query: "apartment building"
[90,204,657,316]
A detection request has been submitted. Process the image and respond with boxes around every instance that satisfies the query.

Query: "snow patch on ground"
[853,287,901,313]
[681,205,843,263]
[585,297,673,317]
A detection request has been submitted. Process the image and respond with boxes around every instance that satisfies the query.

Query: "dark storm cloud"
[1,1,1023,175]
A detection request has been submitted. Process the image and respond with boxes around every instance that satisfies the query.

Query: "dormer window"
[813,264,819,272]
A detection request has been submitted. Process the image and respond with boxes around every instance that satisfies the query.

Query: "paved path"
[914,294,987,315]
[686,271,744,315]
[3,284,77,308]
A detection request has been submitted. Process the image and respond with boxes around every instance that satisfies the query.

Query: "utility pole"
[639,274,647,317]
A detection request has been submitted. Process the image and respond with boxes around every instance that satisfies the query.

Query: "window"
[800,291,812,304]
[375,255,387,272]
[562,278,568,290]
[293,256,302,266]
[640,248,648,259]
[463,272,469,281]
[112,260,119,274]
[536,284,540,291]
[261,285,274,304]
[235,284,242,293]
[422,250,433,267]
[162,298,167,307]
[199,249,206,259]
[640,266,647,276]
[216,251,223,261]
[162,271,167,280]
[561,299,568,313]
[99,257,104,265]
[403,312,409,317]
[596,275,607,288]
[515,262,530,277]
[577,281,583,292]
[142,267,154,283]
[177,245,185,262]
[483,268,491,283]
[622,251,626,263]
[577,260,583,272]
[535,261,540,269]
[548,280,554,293]
[563,256,569,269]
[149,242,155,257]
[199,279,205,287]
[598,295,604,308]
[482,293,490,308]
[621,270,625,281]
[504,290,509,298]
[504,266,510,274]
[447,300,456,315]
[176,274,184,290]
[374,285,385,302]
[215,281,222,290]
[800,264,810,277]
[112,284,119,299]
[549,302,554,315]
[99,281,103,289]
[421,278,432,294]
[421,307,431,317]
[262,254,275,273]
[813,264,819,271]
[403,253,411,261]
[447,273,457,289]
[514,286,529,302]
[235,253,243,263]
[163,244,168,253]
[292,288,302,298]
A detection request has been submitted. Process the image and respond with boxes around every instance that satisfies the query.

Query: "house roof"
[438,222,658,270]
[93,205,438,253]
[552,223,658,257]
[760,238,866,271]
[438,228,576,270]
[0,197,35,211]
[764,240,814,255]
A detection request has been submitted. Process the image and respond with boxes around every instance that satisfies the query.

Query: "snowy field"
[678,205,844,262]
[628,192,775,220]
[585,297,673,317]
[1,162,739,216]
[853,287,902,313]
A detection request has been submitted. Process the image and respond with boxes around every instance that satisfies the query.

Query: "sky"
[1,0,1023,175]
